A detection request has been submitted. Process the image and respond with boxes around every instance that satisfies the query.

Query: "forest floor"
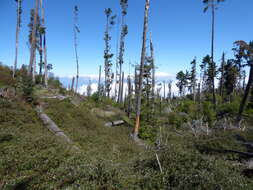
[1,87,253,189]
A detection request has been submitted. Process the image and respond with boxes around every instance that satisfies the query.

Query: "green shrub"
[48,77,63,89]
[139,124,157,142]
[19,75,35,103]
[135,143,252,190]
[0,63,14,87]
[168,112,188,128]
[91,92,100,102]
[202,101,216,127]
[178,100,198,119]
[217,102,239,117]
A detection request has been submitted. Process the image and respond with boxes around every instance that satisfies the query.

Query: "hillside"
[1,64,253,189]
[2,0,253,188]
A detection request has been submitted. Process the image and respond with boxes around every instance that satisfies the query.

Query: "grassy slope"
[0,97,146,189]
[0,99,74,189]
[1,76,253,189]
[43,98,143,163]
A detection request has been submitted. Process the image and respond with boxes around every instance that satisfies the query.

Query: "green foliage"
[176,71,187,96]
[90,91,100,102]
[0,63,14,87]
[224,59,239,96]
[217,102,240,117]
[1,96,253,189]
[135,135,251,190]
[202,101,216,127]
[19,75,35,103]
[139,124,157,142]
[195,131,246,159]
[201,55,217,93]
[178,100,198,119]
[0,134,13,143]
[167,112,188,128]
[48,77,62,89]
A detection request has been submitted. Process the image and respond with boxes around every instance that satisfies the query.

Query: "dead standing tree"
[13,0,22,78]
[133,0,150,138]
[117,0,128,103]
[28,0,39,80]
[39,0,48,87]
[73,5,80,94]
[104,8,116,97]
[203,0,225,107]
[98,65,102,97]
[150,37,156,113]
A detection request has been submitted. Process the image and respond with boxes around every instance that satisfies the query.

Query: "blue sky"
[1,0,253,78]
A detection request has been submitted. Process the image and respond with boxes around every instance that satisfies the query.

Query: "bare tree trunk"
[150,37,155,112]
[146,74,150,122]
[193,85,196,102]
[98,65,102,97]
[243,71,246,90]
[133,0,150,138]
[219,52,225,99]
[134,65,139,113]
[33,54,36,82]
[29,0,39,77]
[120,72,124,103]
[73,6,79,94]
[168,81,172,101]
[114,17,120,100]
[237,65,253,123]
[127,75,132,118]
[193,71,196,102]
[13,0,21,78]
[197,82,201,105]
[163,80,166,100]
[40,0,48,87]
[117,11,126,103]
[43,34,48,86]
[71,77,75,92]
[211,3,216,107]
[39,34,43,76]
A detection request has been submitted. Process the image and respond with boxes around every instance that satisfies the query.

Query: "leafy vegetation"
[1,0,253,189]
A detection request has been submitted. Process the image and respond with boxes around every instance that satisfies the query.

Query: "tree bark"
[120,72,124,103]
[28,0,39,77]
[33,53,36,82]
[150,38,155,113]
[219,52,225,98]
[127,75,132,118]
[114,17,120,100]
[163,80,166,100]
[98,65,102,97]
[134,65,139,113]
[133,0,150,137]
[118,9,127,103]
[40,0,48,87]
[43,34,48,86]
[39,34,43,76]
[211,3,217,107]
[13,0,21,78]
[73,7,79,94]
[71,76,75,92]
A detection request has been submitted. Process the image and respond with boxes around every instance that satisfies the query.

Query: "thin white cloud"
[155,71,175,78]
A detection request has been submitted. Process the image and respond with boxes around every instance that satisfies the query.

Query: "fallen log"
[104,120,125,127]
[113,120,124,126]
[36,105,79,150]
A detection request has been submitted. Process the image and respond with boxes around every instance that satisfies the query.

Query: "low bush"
[217,102,240,117]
